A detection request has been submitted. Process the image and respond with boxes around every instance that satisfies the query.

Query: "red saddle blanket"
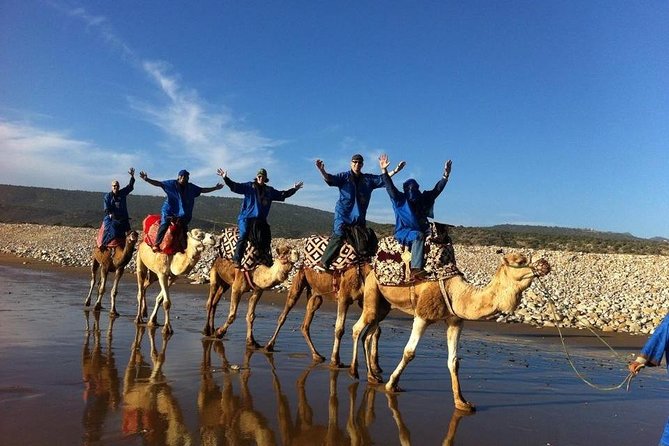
[96,222,124,249]
[142,215,186,255]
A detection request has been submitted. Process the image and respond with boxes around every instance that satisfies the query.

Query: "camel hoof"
[163,326,173,335]
[455,401,476,413]
[246,340,262,350]
[215,328,226,339]
[94,304,102,312]
[264,343,275,352]
[349,368,359,380]
[385,383,404,393]
[367,373,384,385]
[109,311,119,319]
[312,354,326,363]
[330,361,349,369]
[134,317,144,325]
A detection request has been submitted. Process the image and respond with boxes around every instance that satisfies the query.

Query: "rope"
[534,277,636,392]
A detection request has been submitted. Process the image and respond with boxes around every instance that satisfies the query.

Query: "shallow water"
[0,263,668,445]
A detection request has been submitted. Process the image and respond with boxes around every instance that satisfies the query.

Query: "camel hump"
[373,235,461,286]
[302,235,359,270]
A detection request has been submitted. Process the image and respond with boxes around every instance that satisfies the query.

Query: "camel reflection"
[122,326,192,445]
[82,311,120,445]
[198,341,379,445]
[384,391,473,446]
[199,340,276,445]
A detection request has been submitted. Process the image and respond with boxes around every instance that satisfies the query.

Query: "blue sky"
[1,1,667,238]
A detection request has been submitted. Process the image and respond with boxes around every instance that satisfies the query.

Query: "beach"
[1,253,668,445]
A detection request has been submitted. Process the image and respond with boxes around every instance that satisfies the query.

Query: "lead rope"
[534,276,636,391]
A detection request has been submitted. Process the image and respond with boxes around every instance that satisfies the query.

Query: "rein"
[534,277,635,392]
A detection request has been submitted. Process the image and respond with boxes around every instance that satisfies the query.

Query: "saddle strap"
[243,270,256,291]
[439,279,461,319]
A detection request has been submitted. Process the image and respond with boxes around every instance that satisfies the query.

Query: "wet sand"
[0,253,668,445]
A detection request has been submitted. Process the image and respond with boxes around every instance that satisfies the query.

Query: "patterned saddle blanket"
[373,229,461,286]
[302,235,361,271]
[141,215,186,255]
[96,222,124,249]
[218,226,264,271]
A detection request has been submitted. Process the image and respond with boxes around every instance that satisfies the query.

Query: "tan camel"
[84,230,139,316]
[265,263,372,367]
[135,228,217,334]
[349,252,551,412]
[203,244,298,348]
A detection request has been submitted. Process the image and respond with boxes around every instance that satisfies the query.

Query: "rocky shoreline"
[1,222,667,335]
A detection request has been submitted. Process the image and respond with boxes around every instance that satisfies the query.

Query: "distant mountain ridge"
[1,184,667,255]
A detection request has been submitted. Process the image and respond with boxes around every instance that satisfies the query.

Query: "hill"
[1,184,667,255]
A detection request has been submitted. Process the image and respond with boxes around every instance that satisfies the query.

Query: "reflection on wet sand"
[82,311,120,445]
[81,327,470,445]
[385,391,474,446]
[122,326,192,445]
[197,341,469,445]
[199,340,277,445]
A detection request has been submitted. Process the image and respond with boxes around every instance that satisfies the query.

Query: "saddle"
[373,222,462,286]
[303,235,361,271]
[96,222,125,249]
[142,214,186,255]
[218,226,263,271]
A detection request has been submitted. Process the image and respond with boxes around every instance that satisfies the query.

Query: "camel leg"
[158,275,173,335]
[350,310,373,380]
[216,286,242,338]
[109,269,123,318]
[147,289,163,327]
[366,301,390,377]
[85,259,99,307]
[94,270,108,311]
[135,258,148,324]
[204,268,229,336]
[385,316,429,393]
[245,290,263,349]
[330,299,351,368]
[302,295,325,362]
[265,269,308,351]
[446,319,474,412]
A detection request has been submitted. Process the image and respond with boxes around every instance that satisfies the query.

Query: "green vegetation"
[1,184,667,255]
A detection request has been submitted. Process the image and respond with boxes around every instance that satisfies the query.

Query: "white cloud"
[0,120,137,191]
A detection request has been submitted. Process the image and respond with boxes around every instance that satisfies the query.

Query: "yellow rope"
[535,277,636,392]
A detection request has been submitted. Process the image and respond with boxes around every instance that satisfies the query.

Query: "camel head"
[275,244,299,265]
[496,252,551,288]
[126,230,139,244]
[187,229,218,253]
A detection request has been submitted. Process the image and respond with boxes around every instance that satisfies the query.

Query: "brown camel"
[349,252,551,412]
[84,230,139,316]
[135,228,217,334]
[203,244,298,348]
[265,263,372,367]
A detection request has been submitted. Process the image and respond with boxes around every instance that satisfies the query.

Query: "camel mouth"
[531,258,551,277]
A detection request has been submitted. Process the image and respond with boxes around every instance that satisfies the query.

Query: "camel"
[135,228,217,334]
[84,230,139,316]
[349,252,551,412]
[265,263,373,367]
[203,244,298,348]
